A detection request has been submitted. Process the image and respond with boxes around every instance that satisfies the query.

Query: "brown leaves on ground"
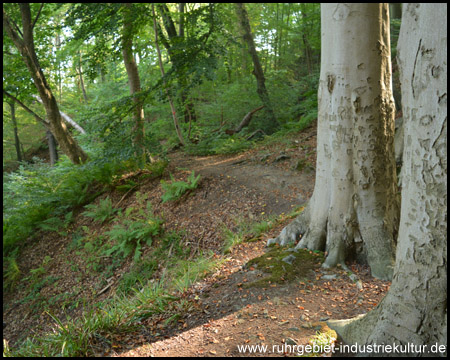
[3,127,390,357]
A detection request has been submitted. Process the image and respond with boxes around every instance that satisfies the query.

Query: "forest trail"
[108,130,390,357]
[3,128,390,356]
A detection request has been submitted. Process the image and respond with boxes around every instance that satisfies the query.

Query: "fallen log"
[226,105,264,135]
[32,95,86,135]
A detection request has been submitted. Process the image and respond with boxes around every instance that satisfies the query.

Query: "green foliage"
[161,171,201,202]
[104,201,163,262]
[3,248,21,292]
[222,216,278,254]
[172,253,218,293]
[3,147,140,256]
[116,259,158,295]
[143,159,169,178]
[82,197,118,224]
[307,328,338,355]
[244,246,324,288]
[9,249,221,357]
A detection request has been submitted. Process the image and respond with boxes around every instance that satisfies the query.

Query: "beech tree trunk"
[268,4,398,281]
[328,4,447,355]
[122,3,145,154]
[235,3,279,133]
[3,4,88,165]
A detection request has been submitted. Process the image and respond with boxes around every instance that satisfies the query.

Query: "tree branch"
[3,89,49,127]
[32,95,87,135]
[19,4,33,46]
[3,7,25,48]
[31,3,44,30]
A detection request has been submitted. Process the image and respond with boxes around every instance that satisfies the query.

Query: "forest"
[3,3,447,357]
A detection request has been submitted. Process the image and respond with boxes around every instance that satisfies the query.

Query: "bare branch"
[31,3,44,30]
[3,89,49,127]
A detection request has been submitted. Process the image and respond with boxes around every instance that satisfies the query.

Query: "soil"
[3,127,391,357]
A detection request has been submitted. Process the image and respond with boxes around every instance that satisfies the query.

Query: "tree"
[121,3,145,154]
[267,4,398,281]
[328,3,447,354]
[6,101,23,162]
[151,3,185,146]
[3,4,88,164]
[154,4,218,124]
[235,3,278,133]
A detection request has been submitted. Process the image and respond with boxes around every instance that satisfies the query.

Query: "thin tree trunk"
[8,102,23,162]
[157,4,196,124]
[273,3,279,71]
[282,3,291,59]
[152,4,185,146]
[3,4,88,164]
[77,50,88,103]
[235,3,278,133]
[178,3,185,38]
[277,3,285,69]
[122,3,145,154]
[300,4,313,75]
[328,4,447,353]
[3,90,48,127]
[55,31,62,103]
[46,129,58,166]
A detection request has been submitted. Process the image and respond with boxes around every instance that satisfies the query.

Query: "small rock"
[322,274,338,280]
[266,238,277,247]
[282,254,296,265]
[356,280,363,290]
[288,327,300,332]
[273,297,282,305]
[285,337,297,346]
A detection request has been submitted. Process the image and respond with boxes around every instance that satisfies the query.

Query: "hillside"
[3,128,390,356]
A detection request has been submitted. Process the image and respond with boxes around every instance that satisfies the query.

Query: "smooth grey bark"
[268,4,398,281]
[328,4,447,355]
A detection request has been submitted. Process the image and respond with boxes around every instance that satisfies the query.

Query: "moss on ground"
[243,245,324,288]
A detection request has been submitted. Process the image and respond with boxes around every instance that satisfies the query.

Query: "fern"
[160,171,201,203]
[83,197,118,224]
[104,215,163,261]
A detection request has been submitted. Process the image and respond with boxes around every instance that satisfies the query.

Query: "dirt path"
[106,135,390,357]
[3,129,390,356]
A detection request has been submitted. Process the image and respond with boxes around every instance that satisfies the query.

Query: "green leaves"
[160,171,201,203]
[104,204,163,262]
[83,197,118,224]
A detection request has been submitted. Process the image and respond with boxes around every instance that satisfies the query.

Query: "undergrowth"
[161,171,201,202]
[5,222,221,357]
